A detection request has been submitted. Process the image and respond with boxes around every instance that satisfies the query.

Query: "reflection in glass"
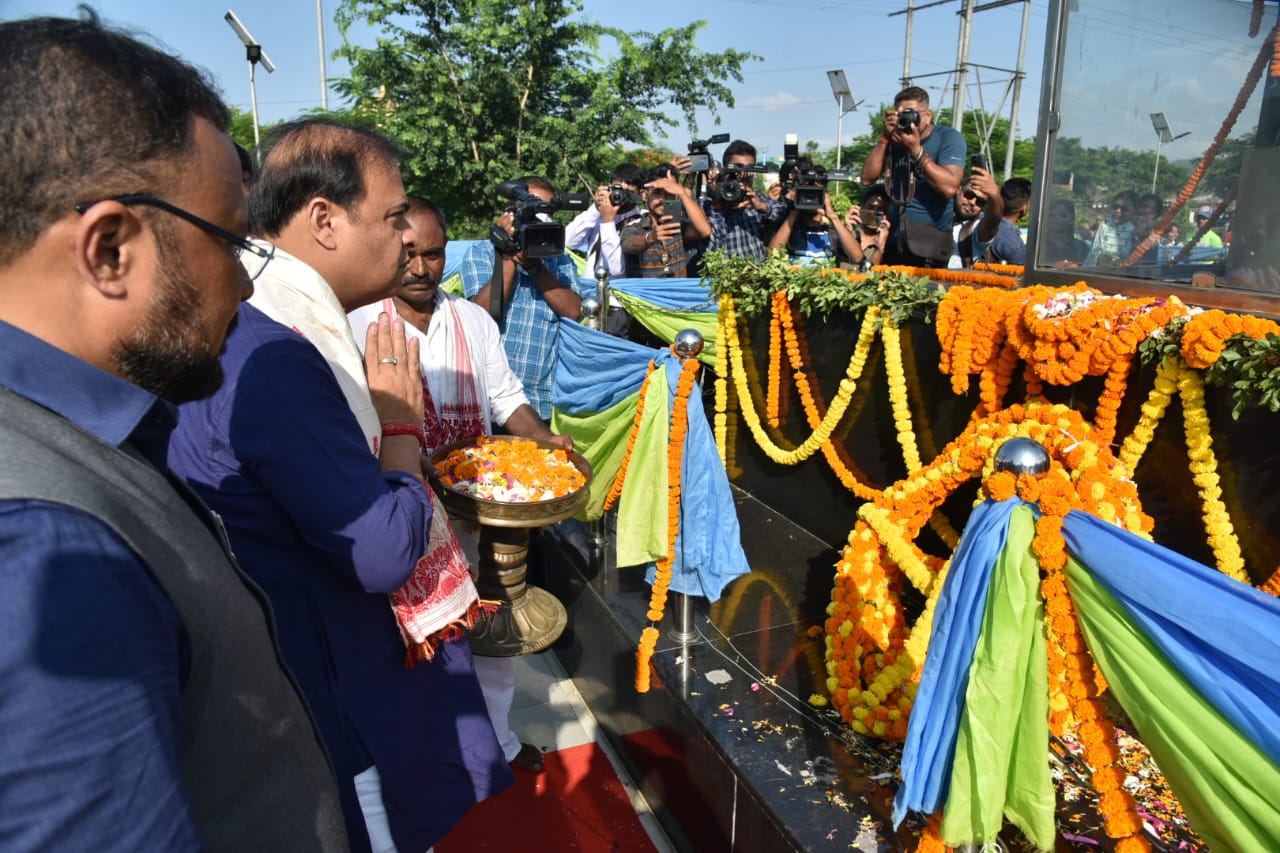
[1037,0,1279,291]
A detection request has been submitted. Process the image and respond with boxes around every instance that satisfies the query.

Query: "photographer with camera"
[846,184,893,269]
[565,163,644,277]
[680,139,787,263]
[619,163,713,277]
[860,86,966,267]
[461,176,591,420]
[767,158,861,266]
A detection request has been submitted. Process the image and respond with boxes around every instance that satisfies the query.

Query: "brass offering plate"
[428,435,592,528]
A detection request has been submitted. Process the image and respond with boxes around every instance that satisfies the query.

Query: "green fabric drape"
[1066,558,1280,852]
[611,291,719,370]
[550,366,669,565]
[943,505,1056,851]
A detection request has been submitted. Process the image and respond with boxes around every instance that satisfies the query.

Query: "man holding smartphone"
[619,163,713,277]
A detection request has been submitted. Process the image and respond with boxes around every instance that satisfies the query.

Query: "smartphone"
[970,154,987,171]
[662,199,684,222]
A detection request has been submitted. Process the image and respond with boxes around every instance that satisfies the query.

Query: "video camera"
[793,165,851,212]
[686,132,730,173]
[710,162,768,206]
[490,180,591,258]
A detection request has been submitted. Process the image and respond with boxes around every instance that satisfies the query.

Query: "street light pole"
[225,10,276,165]
[1149,112,1190,194]
[316,0,329,111]
[826,70,861,171]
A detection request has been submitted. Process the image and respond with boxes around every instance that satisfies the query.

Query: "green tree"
[333,0,755,236]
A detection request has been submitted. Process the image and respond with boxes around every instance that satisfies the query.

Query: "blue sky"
[4,0,1049,164]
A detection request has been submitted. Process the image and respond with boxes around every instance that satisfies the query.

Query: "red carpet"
[436,742,660,853]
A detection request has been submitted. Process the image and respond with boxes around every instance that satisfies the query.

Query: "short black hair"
[723,139,757,163]
[1000,178,1032,211]
[0,10,229,265]
[646,163,679,183]
[249,118,403,237]
[895,86,930,107]
[513,176,555,195]
[235,143,255,181]
[610,163,643,187]
[862,183,891,208]
[405,195,449,237]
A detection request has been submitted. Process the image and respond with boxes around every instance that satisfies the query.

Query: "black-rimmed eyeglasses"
[74,193,274,280]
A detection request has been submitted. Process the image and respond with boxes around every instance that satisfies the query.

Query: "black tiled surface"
[536,493,920,853]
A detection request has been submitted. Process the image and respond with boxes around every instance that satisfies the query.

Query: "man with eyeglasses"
[169,119,511,853]
[0,13,346,852]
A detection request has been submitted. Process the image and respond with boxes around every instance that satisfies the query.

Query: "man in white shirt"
[564,163,644,277]
[349,196,572,777]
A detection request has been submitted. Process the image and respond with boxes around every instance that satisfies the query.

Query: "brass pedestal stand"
[430,437,592,657]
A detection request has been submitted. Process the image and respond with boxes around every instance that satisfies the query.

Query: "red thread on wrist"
[381,422,426,448]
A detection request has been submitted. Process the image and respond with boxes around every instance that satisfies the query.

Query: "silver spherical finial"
[580,295,601,322]
[594,262,610,282]
[673,328,704,359]
[993,437,1051,476]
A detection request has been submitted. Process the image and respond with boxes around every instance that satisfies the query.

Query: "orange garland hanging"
[635,355,700,692]
[1125,20,1274,266]
[870,264,1021,288]
[774,290,883,501]
[603,359,658,513]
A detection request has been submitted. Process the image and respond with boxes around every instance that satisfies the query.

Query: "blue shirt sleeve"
[229,338,432,594]
[934,126,967,169]
[0,502,201,852]
[461,241,498,299]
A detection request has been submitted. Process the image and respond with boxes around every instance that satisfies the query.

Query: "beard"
[113,220,228,404]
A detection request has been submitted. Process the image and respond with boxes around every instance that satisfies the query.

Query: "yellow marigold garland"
[774,291,883,501]
[721,292,880,466]
[882,320,923,472]
[635,355,700,693]
[1178,365,1248,582]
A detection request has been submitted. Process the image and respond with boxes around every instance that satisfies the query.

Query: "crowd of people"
[6,11,1224,853]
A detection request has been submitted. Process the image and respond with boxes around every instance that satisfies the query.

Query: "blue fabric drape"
[552,319,663,414]
[551,318,749,602]
[1060,510,1280,767]
[608,278,716,311]
[894,497,1027,826]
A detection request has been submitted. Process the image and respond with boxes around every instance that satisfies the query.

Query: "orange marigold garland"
[1128,22,1274,266]
[775,291,883,501]
[603,359,658,513]
[1180,308,1280,369]
[636,354,700,693]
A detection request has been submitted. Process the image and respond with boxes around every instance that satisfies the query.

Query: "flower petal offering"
[435,436,586,503]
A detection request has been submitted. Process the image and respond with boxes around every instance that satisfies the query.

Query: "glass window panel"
[1038,0,1279,292]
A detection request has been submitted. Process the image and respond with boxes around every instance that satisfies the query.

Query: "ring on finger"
[379,357,399,365]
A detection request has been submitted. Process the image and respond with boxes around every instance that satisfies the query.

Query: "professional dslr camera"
[710,162,768,206]
[686,132,730,173]
[490,180,591,258]
[607,184,642,208]
[897,107,921,132]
